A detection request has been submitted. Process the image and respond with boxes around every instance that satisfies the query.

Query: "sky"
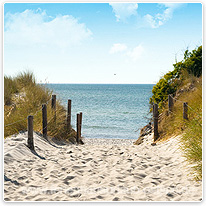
[4,3,202,84]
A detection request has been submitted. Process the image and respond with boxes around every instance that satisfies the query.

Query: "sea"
[46,84,154,140]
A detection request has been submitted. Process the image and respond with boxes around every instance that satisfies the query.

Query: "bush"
[149,67,181,109]
[174,45,202,78]
[149,45,202,110]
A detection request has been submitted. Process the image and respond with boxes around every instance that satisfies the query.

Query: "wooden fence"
[7,93,198,149]
[153,94,191,142]
[27,94,82,150]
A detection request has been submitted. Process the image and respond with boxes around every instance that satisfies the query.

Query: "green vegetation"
[174,45,202,78]
[149,45,202,180]
[4,71,78,143]
[149,46,202,110]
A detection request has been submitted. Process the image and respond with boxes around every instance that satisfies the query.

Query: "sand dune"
[4,132,202,201]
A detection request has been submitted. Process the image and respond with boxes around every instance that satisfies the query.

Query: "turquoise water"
[46,84,154,139]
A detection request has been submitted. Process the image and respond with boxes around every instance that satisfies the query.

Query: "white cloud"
[144,14,158,29]
[160,3,184,9]
[144,3,184,28]
[4,9,92,48]
[109,43,127,54]
[109,43,144,61]
[109,3,138,22]
[126,45,144,61]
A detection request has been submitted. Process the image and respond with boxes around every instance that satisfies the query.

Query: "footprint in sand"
[63,175,76,185]
[142,164,148,168]
[72,165,86,170]
[123,196,134,201]
[83,158,93,162]
[151,177,162,183]
[133,172,147,179]
[116,176,126,180]
[61,167,67,171]
[118,180,125,183]
[17,176,27,180]
[70,193,81,198]
[113,197,120,201]
[95,195,104,199]
[35,168,43,172]
[50,170,59,175]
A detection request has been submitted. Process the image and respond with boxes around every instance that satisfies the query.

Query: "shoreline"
[4,132,202,201]
[83,137,136,146]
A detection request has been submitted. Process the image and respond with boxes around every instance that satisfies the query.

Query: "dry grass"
[4,71,78,143]
[157,76,202,179]
[158,77,202,140]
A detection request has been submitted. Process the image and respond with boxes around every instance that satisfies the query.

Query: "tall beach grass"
[157,76,202,180]
[4,71,77,143]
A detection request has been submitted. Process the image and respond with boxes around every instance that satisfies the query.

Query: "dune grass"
[4,71,77,143]
[157,76,202,180]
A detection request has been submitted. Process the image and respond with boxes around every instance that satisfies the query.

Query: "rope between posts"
[31,98,51,115]
[154,94,201,114]
[171,96,202,118]
[4,117,28,127]
[153,94,202,120]
[31,107,43,117]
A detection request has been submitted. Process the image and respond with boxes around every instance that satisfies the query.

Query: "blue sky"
[4,3,202,84]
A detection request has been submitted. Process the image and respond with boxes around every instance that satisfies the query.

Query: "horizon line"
[38,83,156,85]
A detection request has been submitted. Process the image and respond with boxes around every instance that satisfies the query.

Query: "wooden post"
[67,99,71,131]
[42,104,47,138]
[76,113,80,144]
[79,112,82,138]
[27,115,34,150]
[153,103,159,141]
[168,94,174,112]
[51,95,56,110]
[51,95,56,123]
[183,102,188,120]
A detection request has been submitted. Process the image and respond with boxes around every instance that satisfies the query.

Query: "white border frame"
[1,1,205,205]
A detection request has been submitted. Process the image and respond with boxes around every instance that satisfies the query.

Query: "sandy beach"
[4,132,202,201]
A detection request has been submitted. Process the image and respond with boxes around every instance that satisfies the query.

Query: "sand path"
[4,132,202,201]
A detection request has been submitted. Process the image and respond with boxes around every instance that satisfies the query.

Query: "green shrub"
[174,45,202,78]
[149,67,181,109]
[149,45,202,110]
